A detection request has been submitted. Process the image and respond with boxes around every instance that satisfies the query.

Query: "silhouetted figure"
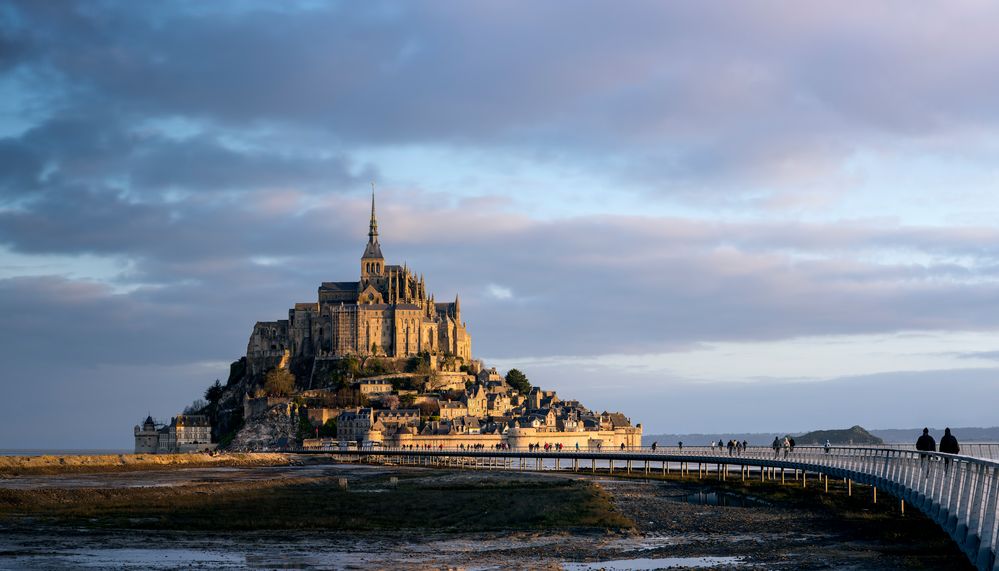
[939,427,959,469]
[678,441,683,450]
[916,427,937,453]
[939,427,959,454]
[772,437,781,459]
[916,427,936,476]
[651,441,657,452]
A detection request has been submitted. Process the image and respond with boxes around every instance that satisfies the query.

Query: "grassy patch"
[0,474,633,532]
[0,453,292,477]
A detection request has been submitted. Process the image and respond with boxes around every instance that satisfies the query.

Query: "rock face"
[229,405,297,451]
[795,425,884,445]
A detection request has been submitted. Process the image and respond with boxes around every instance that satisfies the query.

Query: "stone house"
[358,379,393,396]
[133,414,213,454]
[337,408,374,441]
[439,400,468,420]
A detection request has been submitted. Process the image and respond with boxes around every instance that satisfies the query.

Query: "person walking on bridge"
[939,427,959,469]
[916,428,936,453]
[772,437,781,459]
[939,428,959,454]
[916,427,936,476]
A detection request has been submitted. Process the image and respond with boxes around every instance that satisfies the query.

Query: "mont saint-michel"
[133,194,642,454]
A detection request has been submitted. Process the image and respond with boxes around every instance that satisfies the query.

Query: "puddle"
[564,556,744,570]
[43,549,244,569]
[667,491,768,508]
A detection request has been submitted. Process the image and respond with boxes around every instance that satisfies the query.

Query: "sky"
[1,1,999,448]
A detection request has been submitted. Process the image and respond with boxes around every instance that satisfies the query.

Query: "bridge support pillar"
[627,460,631,474]
[609,460,614,474]
[781,468,785,485]
[900,499,905,515]
[873,486,877,504]
[848,479,853,496]
[825,474,829,493]
[802,471,807,488]
[698,463,702,479]
[592,459,596,473]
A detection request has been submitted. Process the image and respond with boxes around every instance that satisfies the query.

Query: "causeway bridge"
[296,444,999,570]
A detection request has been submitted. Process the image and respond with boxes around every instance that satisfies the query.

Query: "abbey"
[246,195,472,368]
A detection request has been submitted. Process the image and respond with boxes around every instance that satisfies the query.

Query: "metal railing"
[296,444,999,570]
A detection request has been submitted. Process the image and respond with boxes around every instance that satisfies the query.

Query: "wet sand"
[0,462,973,570]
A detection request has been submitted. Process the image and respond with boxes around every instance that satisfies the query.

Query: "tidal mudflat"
[0,459,971,570]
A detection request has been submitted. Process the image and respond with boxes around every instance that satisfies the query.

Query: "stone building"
[133,414,213,454]
[246,194,472,372]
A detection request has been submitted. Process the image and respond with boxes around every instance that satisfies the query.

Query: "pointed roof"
[362,188,384,259]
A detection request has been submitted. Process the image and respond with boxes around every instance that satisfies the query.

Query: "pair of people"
[771,436,794,458]
[917,427,960,454]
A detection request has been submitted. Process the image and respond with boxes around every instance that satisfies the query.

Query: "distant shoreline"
[643,425,999,446]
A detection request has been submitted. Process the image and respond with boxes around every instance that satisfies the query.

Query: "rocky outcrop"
[228,404,297,451]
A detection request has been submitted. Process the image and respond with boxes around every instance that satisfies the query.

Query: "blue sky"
[1,1,999,448]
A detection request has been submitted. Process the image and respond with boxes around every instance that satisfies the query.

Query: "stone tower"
[360,190,384,278]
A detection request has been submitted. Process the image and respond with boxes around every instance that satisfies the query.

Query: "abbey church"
[246,195,472,369]
[138,192,642,452]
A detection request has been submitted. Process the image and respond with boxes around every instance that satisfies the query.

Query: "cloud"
[4,1,999,445]
[486,284,513,300]
[6,1,999,199]
[955,350,999,362]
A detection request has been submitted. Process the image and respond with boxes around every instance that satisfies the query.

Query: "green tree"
[264,368,295,397]
[295,416,314,442]
[204,379,224,405]
[505,368,531,394]
[319,419,337,438]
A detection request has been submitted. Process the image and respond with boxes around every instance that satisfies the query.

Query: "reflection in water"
[669,491,768,507]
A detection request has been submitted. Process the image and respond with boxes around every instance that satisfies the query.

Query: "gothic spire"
[361,183,383,261]
[368,182,378,242]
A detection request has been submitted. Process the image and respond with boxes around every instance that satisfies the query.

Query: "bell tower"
[360,185,384,279]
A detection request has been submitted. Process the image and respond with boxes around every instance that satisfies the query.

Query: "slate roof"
[362,241,383,259]
[320,281,359,292]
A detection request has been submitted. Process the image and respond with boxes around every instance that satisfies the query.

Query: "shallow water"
[667,491,768,508]
[563,556,745,570]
